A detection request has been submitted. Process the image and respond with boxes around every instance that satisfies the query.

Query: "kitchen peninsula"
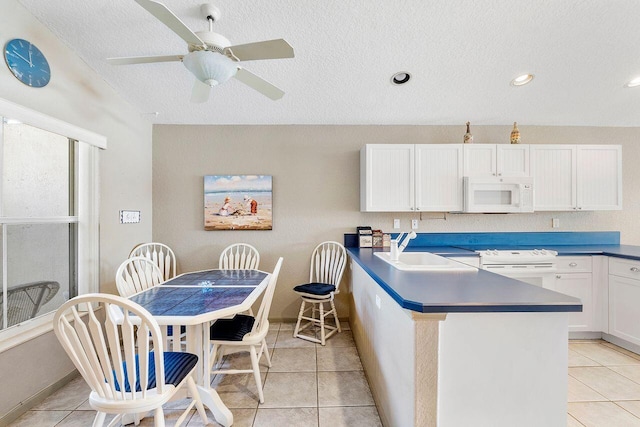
[346,232,591,427]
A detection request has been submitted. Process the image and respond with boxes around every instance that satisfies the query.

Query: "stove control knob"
[492,250,499,255]
[533,249,539,255]
[540,249,547,255]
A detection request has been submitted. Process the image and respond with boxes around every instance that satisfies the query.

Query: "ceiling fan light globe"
[183,51,237,86]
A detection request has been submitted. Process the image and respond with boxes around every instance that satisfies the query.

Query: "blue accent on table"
[113,351,198,392]
[129,286,256,316]
[163,270,267,287]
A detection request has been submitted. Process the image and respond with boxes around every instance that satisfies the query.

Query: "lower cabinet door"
[609,275,640,345]
[554,273,593,331]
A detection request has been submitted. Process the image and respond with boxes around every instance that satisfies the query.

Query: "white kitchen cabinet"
[361,144,463,212]
[554,256,593,332]
[576,145,622,210]
[608,258,640,346]
[415,144,464,211]
[531,144,622,211]
[360,144,414,211]
[463,144,529,178]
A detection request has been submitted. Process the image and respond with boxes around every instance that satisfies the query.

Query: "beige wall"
[153,124,640,321]
[0,1,153,420]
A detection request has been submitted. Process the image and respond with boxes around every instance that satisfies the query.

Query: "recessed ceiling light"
[391,72,411,85]
[625,76,640,88]
[510,74,534,86]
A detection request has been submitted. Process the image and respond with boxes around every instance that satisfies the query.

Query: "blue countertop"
[347,247,583,314]
[345,232,640,314]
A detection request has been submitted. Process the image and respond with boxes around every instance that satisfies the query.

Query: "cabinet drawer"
[556,256,592,273]
[609,257,640,280]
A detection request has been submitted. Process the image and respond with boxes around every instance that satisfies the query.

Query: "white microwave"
[463,176,534,213]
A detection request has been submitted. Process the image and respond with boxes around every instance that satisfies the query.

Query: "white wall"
[152,124,640,321]
[0,1,152,419]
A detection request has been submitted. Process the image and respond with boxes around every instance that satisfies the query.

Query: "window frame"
[0,98,104,352]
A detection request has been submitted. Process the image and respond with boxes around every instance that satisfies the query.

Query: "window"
[0,122,76,330]
[0,98,103,350]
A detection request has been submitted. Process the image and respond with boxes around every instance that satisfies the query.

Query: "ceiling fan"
[107,0,295,102]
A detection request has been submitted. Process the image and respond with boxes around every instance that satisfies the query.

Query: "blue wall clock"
[4,38,51,88]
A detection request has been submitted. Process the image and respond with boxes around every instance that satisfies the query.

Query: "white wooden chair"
[209,257,283,404]
[219,243,260,270]
[293,241,347,345]
[52,293,208,427]
[115,257,163,298]
[130,243,177,281]
[115,257,183,350]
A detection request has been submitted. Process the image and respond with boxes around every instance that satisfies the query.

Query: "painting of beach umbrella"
[204,175,272,230]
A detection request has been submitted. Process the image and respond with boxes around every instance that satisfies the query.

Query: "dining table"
[128,268,271,427]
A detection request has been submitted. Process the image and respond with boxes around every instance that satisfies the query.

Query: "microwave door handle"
[513,185,521,207]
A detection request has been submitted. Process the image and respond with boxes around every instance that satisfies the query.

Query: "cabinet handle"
[498,173,502,176]
[569,262,578,267]
[577,207,583,210]
[556,275,561,279]
[631,267,640,273]
[410,207,414,211]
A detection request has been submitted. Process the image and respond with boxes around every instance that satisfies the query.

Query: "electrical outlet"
[412,219,419,229]
[552,218,560,228]
[393,219,400,229]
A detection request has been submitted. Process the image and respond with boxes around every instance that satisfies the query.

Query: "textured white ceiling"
[16,0,640,126]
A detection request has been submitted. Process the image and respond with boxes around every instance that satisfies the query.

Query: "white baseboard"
[0,370,79,427]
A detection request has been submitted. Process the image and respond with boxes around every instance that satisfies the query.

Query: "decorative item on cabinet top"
[463,122,474,144]
[510,122,521,144]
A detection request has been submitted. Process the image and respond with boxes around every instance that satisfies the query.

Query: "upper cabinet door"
[360,144,415,212]
[463,144,497,177]
[576,145,622,211]
[497,145,530,177]
[415,144,464,212]
[463,144,529,177]
[530,145,577,211]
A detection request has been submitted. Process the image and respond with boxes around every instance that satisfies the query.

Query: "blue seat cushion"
[293,282,336,296]
[210,314,255,341]
[113,351,198,392]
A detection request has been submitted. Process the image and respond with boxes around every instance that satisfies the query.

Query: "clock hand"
[10,50,32,66]
[28,48,33,67]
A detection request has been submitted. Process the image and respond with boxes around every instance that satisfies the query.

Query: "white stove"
[477,249,558,264]
[477,249,558,287]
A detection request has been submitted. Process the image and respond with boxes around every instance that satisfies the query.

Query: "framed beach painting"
[204,175,272,230]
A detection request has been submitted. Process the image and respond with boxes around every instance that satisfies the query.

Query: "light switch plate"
[393,219,400,229]
[552,218,560,228]
[412,219,419,229]
[120,210,141,224]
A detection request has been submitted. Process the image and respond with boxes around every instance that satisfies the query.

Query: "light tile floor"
[568,339,640,426]
[13,332,640,427]
[9,322,382,427]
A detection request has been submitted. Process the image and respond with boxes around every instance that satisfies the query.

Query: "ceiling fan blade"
[107,54,184,65]
[135,0,204,46]
[234,67,285,100]
[191,79,211,103]
[224,39,294,61]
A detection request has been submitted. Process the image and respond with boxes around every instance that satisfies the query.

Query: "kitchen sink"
[374,251,476,272]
